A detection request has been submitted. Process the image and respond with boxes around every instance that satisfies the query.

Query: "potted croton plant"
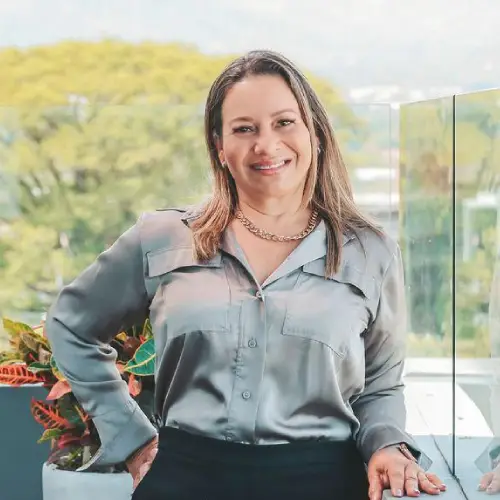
[0,317,156,500]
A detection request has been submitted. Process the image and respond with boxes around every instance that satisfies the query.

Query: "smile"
[251,160,290,172]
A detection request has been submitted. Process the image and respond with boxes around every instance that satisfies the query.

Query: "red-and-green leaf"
[57,433,82,450]
[57,397,88,431]
[38,428,64,444]
[2,318,35,338]
[49,356,66,382]
[0,364,46,386]
[20,332,45,352]
[28,362,52,374]
[0,352,24,365]
[74,405,89,426]
[38,346,52,365]
[115,332,128,342]
[124,338,155,376]
[141,319,153,339]
[30,399,72,431]
[46,380,72,400]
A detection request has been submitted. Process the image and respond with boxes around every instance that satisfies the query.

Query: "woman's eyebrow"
[229,108,298,124]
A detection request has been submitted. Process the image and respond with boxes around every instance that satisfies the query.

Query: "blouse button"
[248,338,257,348]
[242,390,251,400]
[255,290,262,299]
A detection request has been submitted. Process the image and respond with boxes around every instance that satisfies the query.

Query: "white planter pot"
[42,462,133,500]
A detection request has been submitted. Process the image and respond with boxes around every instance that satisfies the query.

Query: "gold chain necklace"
[234,208,319,242]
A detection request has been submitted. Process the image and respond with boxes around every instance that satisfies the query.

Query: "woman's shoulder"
[347,225,401,275]
[137,204,201,254]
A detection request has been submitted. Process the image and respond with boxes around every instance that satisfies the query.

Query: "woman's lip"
[250,159,291,170]
[250,159,291,175]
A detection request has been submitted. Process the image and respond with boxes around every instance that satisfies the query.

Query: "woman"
[45,50,446,500]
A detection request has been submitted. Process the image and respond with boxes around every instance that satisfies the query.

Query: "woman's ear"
[218,151,226,166]
[215,135,226,167]
[316,136,322,155]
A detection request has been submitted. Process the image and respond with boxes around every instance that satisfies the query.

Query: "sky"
[0,0,499,95]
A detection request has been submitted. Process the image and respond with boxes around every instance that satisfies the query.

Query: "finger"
[387,464,406,498]
[487,473,500,494]
[479,472,494,491]
[146,445,158,462]
[367,473,384,500]
[382,471,390,488]
[139,461,152,479]
[133,461,151,489]
[131,451,156,488]
[426,471,447,492]
[417,471,441,495]
[403,464,421,497]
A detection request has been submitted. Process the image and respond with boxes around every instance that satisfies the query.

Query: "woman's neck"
[236,193,311,233]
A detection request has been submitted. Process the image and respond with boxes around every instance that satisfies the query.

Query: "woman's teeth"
[253,160,286,170]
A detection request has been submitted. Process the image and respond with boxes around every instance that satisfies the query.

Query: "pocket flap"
[146,247,222,277]
[302,259,375,300]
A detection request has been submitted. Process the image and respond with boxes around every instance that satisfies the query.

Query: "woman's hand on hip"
[367,445,446,500]
[126,435,159,490]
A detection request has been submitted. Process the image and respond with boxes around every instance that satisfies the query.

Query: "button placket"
[226,287,266,442]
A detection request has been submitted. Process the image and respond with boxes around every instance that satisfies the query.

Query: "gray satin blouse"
[45,206,431,471]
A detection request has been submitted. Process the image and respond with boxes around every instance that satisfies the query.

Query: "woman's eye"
[233,126,253,134]
[278,119,294,127]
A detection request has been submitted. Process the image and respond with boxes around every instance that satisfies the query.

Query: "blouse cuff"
[359,424,433,470]
[77,399,158,471]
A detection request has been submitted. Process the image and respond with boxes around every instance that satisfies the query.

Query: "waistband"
[158,426,359,467]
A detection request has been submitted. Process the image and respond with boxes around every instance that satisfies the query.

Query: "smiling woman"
[44,49,445,500]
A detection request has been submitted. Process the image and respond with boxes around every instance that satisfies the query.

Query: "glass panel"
[454,89,500,497]
[336,103,398,236]
[399,97,455,469]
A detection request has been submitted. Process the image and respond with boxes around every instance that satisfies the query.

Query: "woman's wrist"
[397,442,418,462]
[126,435,158,469]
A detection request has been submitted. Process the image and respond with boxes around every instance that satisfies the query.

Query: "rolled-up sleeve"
[352,245,432,469]
[45,216,158,471]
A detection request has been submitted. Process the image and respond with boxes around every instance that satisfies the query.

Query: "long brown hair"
[191,50,379,277]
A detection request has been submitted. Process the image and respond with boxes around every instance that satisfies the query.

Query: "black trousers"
[132,427,369,500]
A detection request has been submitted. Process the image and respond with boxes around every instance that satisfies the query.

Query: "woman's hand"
[125,435,159,490]
[479,463,500,494]
[367,445,446,500]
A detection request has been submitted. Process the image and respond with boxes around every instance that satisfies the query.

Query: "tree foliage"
[0,40,354,315]
[400,90,500,357]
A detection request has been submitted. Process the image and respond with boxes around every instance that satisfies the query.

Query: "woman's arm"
[351,244,431,469]
[45,216,158,471]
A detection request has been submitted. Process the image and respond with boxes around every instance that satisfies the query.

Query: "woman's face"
[218,74,313,203]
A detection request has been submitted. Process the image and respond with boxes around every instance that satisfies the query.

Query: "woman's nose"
[253,129,280,156]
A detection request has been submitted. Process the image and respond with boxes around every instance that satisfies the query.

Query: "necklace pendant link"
[235,209,319,242]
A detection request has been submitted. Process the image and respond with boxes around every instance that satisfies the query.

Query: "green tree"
[400,90,500,357]
[0,40,353,316]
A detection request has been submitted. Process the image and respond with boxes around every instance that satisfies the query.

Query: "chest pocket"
[282,259,375,357]
[146,247,230,338]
